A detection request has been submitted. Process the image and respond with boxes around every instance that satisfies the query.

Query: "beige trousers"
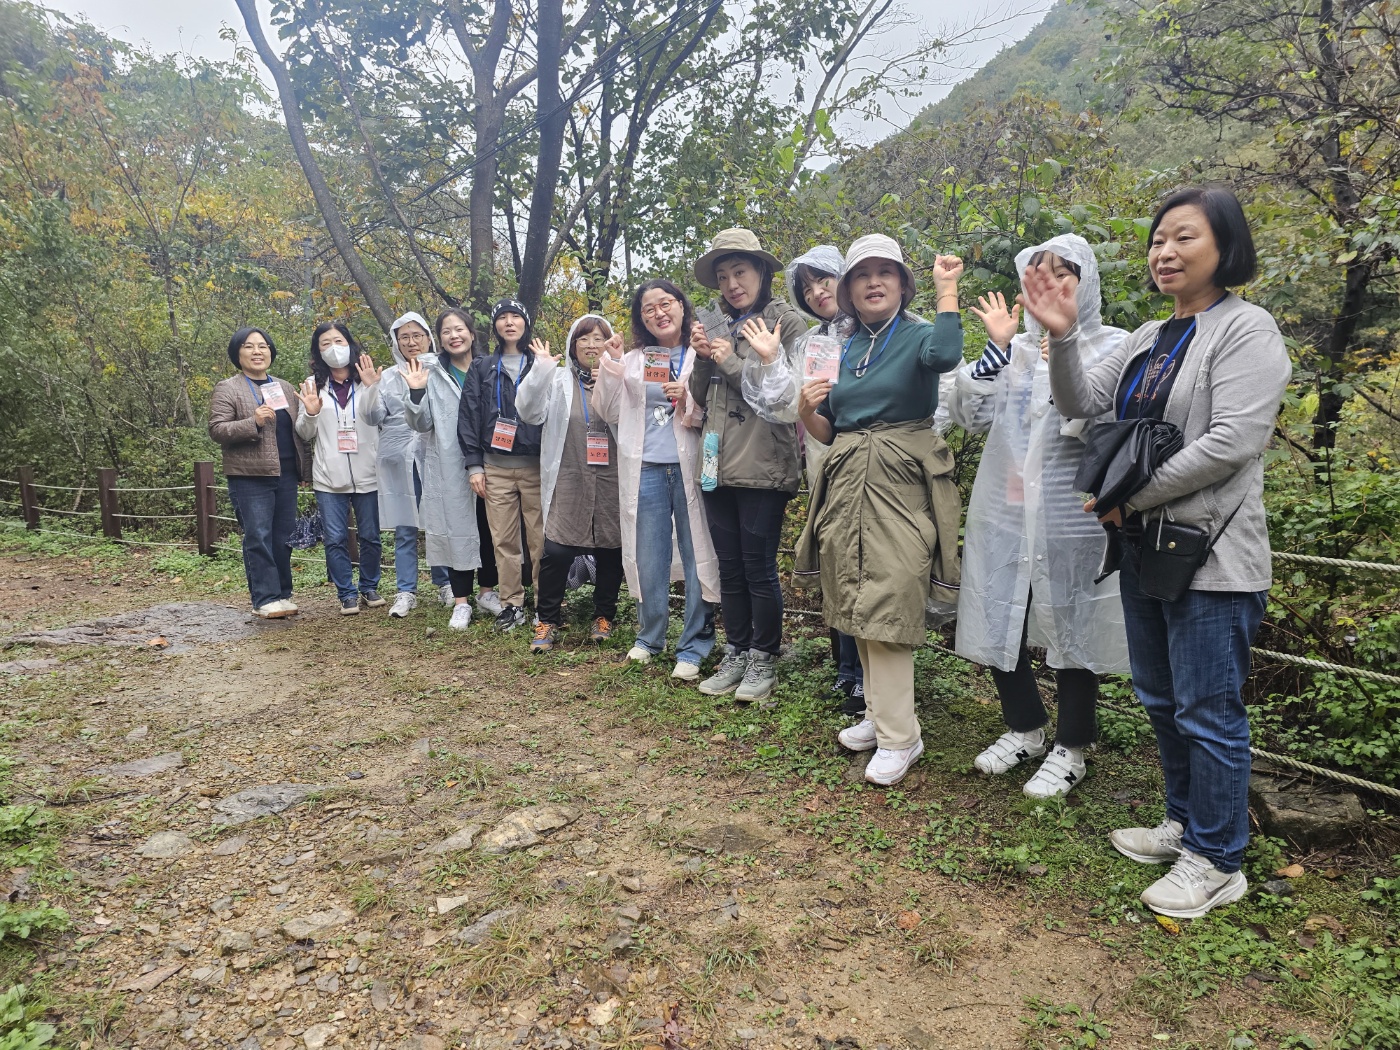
[854,637,921,750]
[484,463,544,608]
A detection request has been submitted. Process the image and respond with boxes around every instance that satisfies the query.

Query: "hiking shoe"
[438,583,454,607]
[626,645,652,664]
[734,651,776,703]
[671,660,701,682]
[361,589,387,608]
[590,617,615,642]
[531,623,558,653]
[389,592,418,618]
[449,603,473,631]
[698,646,748,696]
[495,605,527,632]
[1111,818,1185,865]
[476,589,504,617]
[973,728,1047,775]
[866,739,925,787]
[832,677,857,697]
[340,597,360,616]
[1023,745,1087,799]
[254,601,294,619]
[281,599,299,616]
[1140,849,1248,919]
[842,681,866,720]
[838,718,878,752]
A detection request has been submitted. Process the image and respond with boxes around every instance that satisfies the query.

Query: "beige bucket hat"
[693,227,784,290]
[837,234,917,318]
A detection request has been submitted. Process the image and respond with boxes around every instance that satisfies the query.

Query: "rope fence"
[1274,550,1400,574]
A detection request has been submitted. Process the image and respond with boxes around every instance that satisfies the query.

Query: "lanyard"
[332,383,356,427]
[495,354,523,415]
[841,316,899,376]
[244,375,269,404]
[671,345,687,381]
[577,376,593,428]
[1118,294,1228,418]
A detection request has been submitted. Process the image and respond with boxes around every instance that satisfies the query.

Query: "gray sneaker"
[697,646,748,696]
[476,589,504,617]
[1110,818,1185,864]
[734,650,776,704]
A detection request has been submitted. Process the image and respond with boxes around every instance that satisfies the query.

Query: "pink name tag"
[586,433,610,466]
[491,419,518,451]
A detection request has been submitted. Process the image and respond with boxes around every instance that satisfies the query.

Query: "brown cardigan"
[208,374,312,479]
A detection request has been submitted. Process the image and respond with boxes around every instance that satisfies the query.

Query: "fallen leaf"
[1276,863,1305,878]
[1156,915,1181,936]
[1296,931,1317,950]
[586,996,621,1027]
[803,797,820,812]
[1320,867,1343,881]
[896,910,921,931]
[444,780,459,788]
[146,636,168,648]
[1303,914,1346,940]
[119,963,183,992]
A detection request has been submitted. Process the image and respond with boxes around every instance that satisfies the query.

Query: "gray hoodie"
[1047,293,1290,593]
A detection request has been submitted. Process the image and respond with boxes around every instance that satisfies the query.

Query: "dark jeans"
[315,489,382,602]
[448,496,499,598]
[990,640,1099,748]
[836,631,863,684]
[1119,550,1267,874]
[536,540,623,627]
[702,485,789,656]
[228,467,297,608]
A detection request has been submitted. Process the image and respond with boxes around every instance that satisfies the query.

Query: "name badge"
[586,433,610,466]
[261,382,289,411]
[491,418,518,451]
[337,428,359,454]
[643,351,671,384]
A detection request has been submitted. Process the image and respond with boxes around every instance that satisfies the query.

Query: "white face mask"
[321,344,351,369]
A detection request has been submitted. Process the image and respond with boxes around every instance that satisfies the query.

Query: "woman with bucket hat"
[794,235,966,786]
[686,227,810,703]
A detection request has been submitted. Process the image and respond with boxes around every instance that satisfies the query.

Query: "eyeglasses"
[398,331,427,342]
[641,298,679,318]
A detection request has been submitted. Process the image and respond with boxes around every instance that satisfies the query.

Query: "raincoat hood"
[785,245,846,322]
[1016,234,1104,343]
[390,312,437,366]
[566,313,611,383]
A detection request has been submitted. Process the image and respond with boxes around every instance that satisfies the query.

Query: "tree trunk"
[233,0,395,334]
[517,0,567,317]
[1311,259,1370,452]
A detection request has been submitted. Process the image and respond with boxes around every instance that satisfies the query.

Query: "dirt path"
[0,547,1330,1049]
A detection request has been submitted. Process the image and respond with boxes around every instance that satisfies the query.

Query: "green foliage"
[0,985,56,1050]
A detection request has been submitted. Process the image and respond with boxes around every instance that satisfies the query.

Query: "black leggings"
[535,540,623,627]
[702,486,789,655]
[448,496,500,598]
[989,639,1099,749]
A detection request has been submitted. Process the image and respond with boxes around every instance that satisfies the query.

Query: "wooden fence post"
[17,466,38,530]
[97,467,122,540]
[193,461,216,556]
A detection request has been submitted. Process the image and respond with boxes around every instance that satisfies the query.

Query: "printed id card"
[261,381,290,411]
[491,418,518,451]
[643,350,671,384]
[586,433,610,466]
[336,427,359,454]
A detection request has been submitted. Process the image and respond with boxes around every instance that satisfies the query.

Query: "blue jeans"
[396,466,449,593]
[636,464,713,664]
[228,468,297,608]
[316,490,382,602]
[836,631,863,684]
[1119,551,1267,873]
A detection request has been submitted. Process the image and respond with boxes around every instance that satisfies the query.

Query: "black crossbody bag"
[1137,500,1245,601]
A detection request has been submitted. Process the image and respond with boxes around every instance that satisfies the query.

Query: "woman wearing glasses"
[593,280,720,680]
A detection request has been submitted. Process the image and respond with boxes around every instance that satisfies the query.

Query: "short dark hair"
[433,307,477,365]
[630,278,696,349]
[568,316,613,361]
[227,327,276,370]
[1027,251,1081,280]
[713,252,774,318]
[308,320,364,387]
[1148,185,1257,290]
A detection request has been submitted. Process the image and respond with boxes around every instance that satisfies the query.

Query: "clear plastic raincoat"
[378,312,434,530]
[946,234,1131,674]
[402,347,482,572]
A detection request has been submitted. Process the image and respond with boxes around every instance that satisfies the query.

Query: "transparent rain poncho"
[946,234,1131,674]
[378,311,435,531]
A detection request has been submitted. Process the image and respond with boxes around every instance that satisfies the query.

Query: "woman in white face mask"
[293,320,386,614]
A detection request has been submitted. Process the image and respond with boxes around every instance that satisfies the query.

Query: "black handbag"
[1136,501,1245,601]
[1074,417,1185,511]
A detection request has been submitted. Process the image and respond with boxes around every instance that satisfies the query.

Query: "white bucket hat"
[837,234,917,318]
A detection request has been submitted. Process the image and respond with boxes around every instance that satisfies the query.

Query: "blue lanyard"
[244,375,269,405]
[495,354,523,416]
[331,383,356,426]
[1118,295,1228,418]
[577,376,591,428]
[841,316,899,375]
[671,345,687,381]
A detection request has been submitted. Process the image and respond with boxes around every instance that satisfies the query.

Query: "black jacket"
[458,350,545,467]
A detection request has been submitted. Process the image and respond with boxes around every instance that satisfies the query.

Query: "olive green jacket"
[794,420,961,646]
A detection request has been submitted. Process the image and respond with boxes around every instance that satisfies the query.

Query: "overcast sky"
[44,0,1051,143]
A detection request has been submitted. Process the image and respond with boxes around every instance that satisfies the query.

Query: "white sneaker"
[626,645,652,664]
[1140,849,1248,919]
[476,589,504,617]
[837,718,878,752]
[280,599,299,616]
[254,601,294,619]
[973,728,1046,775]
[671,661,700,681]
[1023,745,1086,798]
[438,584,454,607]
[865,739,925,786]
[1111,818,1185,865]
[389,592,418,618]
[448,603,473,631]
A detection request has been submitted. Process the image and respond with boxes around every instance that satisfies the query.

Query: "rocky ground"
[0,538,1392,1050]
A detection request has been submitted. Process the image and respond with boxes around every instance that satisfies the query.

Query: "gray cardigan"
[1047,293,1290,593]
